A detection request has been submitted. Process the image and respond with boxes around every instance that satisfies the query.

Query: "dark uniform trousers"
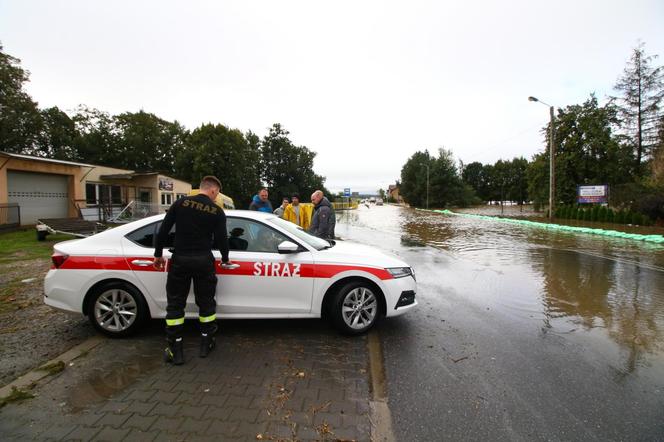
[165,252,218,340]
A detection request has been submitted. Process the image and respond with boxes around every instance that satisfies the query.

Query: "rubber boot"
[199,333,216,358]
[164,337,184,365]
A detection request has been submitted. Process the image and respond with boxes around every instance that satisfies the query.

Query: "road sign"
[344,188,351,197]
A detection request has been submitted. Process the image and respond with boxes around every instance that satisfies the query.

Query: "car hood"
[314,240,409,268]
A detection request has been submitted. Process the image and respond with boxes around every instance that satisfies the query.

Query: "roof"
[0,151,98,168]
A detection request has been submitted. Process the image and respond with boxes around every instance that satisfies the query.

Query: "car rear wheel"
[331,281,380,335]
[87,282,147,337]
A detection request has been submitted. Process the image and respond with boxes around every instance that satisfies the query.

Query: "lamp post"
[529,96,555,220]
[426,164,430,209]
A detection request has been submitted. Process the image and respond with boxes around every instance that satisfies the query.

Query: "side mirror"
[277,241,300,254]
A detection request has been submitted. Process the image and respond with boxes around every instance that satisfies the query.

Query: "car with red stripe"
[44,210,417,336]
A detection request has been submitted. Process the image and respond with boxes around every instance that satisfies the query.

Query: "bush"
[606,208,615,222]
[598,206,608,222]
[631,212,643,225]
[584,209,592,221]
[615,210,625,224]
[570,207,578,220]
[636,193,664,223]
[591,205,600,222]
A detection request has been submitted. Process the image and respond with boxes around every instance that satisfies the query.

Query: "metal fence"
[109,201,162,223]
[0,203,21,230]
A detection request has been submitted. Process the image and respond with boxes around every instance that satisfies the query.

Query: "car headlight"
[386,267,415,279]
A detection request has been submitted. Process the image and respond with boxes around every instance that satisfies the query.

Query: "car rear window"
[125,222,159,247]
[126,222,175,248]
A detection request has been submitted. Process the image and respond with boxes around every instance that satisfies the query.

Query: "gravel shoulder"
[0,243,95,387]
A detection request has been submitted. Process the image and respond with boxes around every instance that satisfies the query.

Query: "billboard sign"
[577,185,608,204]
[159,178,174,191]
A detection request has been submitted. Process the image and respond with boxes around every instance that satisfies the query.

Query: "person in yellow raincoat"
[283,193,313,230]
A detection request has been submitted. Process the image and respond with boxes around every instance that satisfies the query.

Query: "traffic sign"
[344,188,351,197]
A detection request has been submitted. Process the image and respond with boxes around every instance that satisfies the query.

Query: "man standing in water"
[154,176,231,365]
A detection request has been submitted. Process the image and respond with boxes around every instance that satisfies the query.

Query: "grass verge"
[0,386,35,408]
[0,229,77,264]
[38,360,66,376]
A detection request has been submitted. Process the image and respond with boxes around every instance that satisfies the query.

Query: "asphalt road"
[337,205,664,441]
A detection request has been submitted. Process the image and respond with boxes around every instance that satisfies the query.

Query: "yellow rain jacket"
[283,203,313,230]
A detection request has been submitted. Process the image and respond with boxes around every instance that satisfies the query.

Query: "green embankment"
[416,209,664,244]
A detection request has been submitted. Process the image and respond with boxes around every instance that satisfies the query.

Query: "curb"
[0,335,104,401]
[368,330,396,442]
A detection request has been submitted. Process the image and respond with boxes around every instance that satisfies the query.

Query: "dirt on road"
[0,256,95,387]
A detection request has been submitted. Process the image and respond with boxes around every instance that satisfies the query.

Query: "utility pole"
[548,105,555,221]
[529,96,556,220]
[426,164,430,210]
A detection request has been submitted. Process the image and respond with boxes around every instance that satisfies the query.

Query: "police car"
[44,210,417,337]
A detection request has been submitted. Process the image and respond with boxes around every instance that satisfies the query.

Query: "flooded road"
[337,205,664,441]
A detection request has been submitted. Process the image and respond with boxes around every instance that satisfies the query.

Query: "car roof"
[125,209,275,230]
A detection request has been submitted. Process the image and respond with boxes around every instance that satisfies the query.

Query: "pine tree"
[612,42,664,174]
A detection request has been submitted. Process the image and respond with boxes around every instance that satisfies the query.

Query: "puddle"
[64,341,162,413]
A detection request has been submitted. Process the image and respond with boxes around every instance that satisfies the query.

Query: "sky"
[1,0,663,193]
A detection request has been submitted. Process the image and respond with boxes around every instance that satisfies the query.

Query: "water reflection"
[339,204,664,375]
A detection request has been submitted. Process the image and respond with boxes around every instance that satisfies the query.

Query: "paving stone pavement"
[0,319,372,441]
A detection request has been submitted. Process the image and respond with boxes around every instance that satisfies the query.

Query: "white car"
[44,210,417,337]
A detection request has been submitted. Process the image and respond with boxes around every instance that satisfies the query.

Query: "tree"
[400,150,434,207]
[0,43,42,153]
[34,106,78,160]
[112,111,187,173]
[527,95,632,208]
[461,162,487,199]
[187,123,261,207]
[400,148,473,208]
[429,148,471,207]
[260,123,329,207]
[612,42,664,174]
[506,157,529,205]
[72,106,119,165]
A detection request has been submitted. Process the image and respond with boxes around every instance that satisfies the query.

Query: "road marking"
[367,329,396,442]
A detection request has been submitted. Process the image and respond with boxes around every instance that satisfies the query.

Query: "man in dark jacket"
[154,176,231,365]
[248,188,273,213]
[309,190,336,239]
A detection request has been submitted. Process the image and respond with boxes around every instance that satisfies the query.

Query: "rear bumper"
[44,269,86,314]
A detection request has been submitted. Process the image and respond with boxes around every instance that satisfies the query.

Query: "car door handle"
[220,263,240,270]
[131,259,154,266]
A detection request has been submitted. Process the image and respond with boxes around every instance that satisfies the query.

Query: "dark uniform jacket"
[154,193,230,262]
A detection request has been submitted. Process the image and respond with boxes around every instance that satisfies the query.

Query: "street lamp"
[529,96,555,220]
[425,164,430,209]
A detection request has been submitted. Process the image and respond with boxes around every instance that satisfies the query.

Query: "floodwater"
[336,204,664,440]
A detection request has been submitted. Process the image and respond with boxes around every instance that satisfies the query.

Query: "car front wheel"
[87,282,147,337]
[331,281,381,335]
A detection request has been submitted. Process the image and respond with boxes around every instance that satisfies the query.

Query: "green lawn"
[0,229,78,264]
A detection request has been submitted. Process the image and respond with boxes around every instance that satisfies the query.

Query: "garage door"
[7,170,70,225]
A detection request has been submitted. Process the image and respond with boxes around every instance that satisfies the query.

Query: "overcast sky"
[1,0,663,193]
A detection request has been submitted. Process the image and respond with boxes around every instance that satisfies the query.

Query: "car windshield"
[269,217,331,250]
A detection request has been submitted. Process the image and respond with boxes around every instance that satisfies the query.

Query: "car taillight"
[51,253,69,269]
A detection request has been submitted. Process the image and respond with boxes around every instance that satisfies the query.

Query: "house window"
[161,193,174,205]
[86,183,122,205]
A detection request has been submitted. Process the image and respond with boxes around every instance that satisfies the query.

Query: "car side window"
[226,218,289,253]
[125,222,175,248]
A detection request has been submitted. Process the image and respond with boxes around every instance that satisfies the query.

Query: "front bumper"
[383,275,418,317]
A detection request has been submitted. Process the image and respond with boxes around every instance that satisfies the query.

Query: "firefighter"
[153,176,231,365]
